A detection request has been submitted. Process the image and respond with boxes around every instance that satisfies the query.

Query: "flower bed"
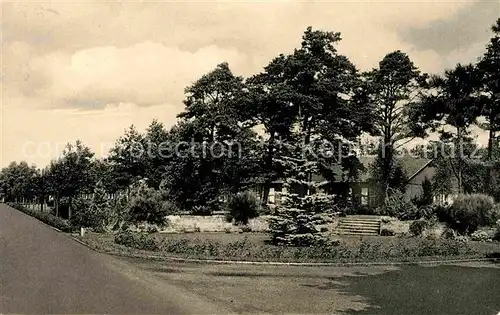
[73,231,500,264]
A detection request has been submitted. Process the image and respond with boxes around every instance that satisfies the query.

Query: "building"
[255,155,457,207]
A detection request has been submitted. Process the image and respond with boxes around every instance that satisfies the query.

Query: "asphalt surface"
[0,204,230,314]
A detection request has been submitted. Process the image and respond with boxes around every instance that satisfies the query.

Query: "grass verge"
[73,231,500,264]
[6,202,73,232]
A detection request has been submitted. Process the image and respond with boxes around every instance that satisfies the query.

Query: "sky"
[1,0,499,167]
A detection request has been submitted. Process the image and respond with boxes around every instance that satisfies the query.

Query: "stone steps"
[336,216,381,236]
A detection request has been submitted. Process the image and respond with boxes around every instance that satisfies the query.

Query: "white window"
[269,187,275,203]
[361,187,369,205]
[347,188,353,201]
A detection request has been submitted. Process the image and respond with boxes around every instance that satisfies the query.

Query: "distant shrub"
[399,204,435,221]
[441,227,458,240]
[56,197,71,219]
[381,217,391,224]
[108,195,132,231]
[380,228,395,236]
[239,225,252,233]
[114,230,159,251]
[258,203,272,215]
[470,230,491,242]
[446,194,500,234]
[311,213,333,225]
[226,191,259,225]
[377,190,418,219]
[191,205,213,216]
[154,235,476,262]
[411,177,434,208]
[493,220,500,242]
[128,183,177,226]
[69,198,98,229]
[493,228,500,242]
[409,220,428,237]
[70,182,111,231]
[434,204,452,222]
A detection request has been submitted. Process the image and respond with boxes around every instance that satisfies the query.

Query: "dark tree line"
[1,19,499,219]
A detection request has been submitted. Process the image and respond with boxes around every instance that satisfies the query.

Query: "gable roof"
[357,155,433,182]
[252,155,433,185]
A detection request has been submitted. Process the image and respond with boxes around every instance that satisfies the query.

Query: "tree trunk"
[262,184,270,204]
[488,128,494,160]
[382,136,393,201]
[55,192,60,217]
[262,131,276,205]
[457,126,463,194]
[40,195,44,212]
[68,196,73,219]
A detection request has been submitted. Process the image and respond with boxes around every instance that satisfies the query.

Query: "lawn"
[338,263,500,315]
[119,255,500,314]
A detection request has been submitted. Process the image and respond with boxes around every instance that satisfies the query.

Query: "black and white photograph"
[1,0,500,314]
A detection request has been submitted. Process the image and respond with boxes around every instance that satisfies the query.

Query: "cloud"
[1,103,180,167]
[5,41,250,109]
[399,0,498,55]
[3,1,485,110]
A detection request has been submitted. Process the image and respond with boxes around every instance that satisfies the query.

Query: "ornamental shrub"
[409,220,428,237]
[470,230,491,242]
[128,182,177,226]
[446,194,500,234]
[114,230,159,251]
[70,181,110,231]
[493,220,500,242]
[225,191,260,225]
[380,228,395,236]
[377,189,418,220]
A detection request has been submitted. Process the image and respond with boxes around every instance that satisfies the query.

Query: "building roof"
[357,155,433,182]
[254,155,433,185]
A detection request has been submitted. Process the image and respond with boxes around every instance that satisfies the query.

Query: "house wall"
[405,166,436,199]
[254,162,460,209]
[254,183,283,204]
[405,165,460,204]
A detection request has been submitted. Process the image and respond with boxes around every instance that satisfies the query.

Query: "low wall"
[159,215,271,233]
[129,214,340,234]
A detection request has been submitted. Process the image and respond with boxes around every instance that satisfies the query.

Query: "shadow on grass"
[334,265,500,315]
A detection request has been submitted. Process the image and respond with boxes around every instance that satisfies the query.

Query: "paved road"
[0,204,230,314]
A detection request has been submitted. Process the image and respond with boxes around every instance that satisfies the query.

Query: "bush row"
[439,194,500,234]
[112,232,480,262]
[7,203,73,233]
[114,230,159,251]
[379,192,500,236]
